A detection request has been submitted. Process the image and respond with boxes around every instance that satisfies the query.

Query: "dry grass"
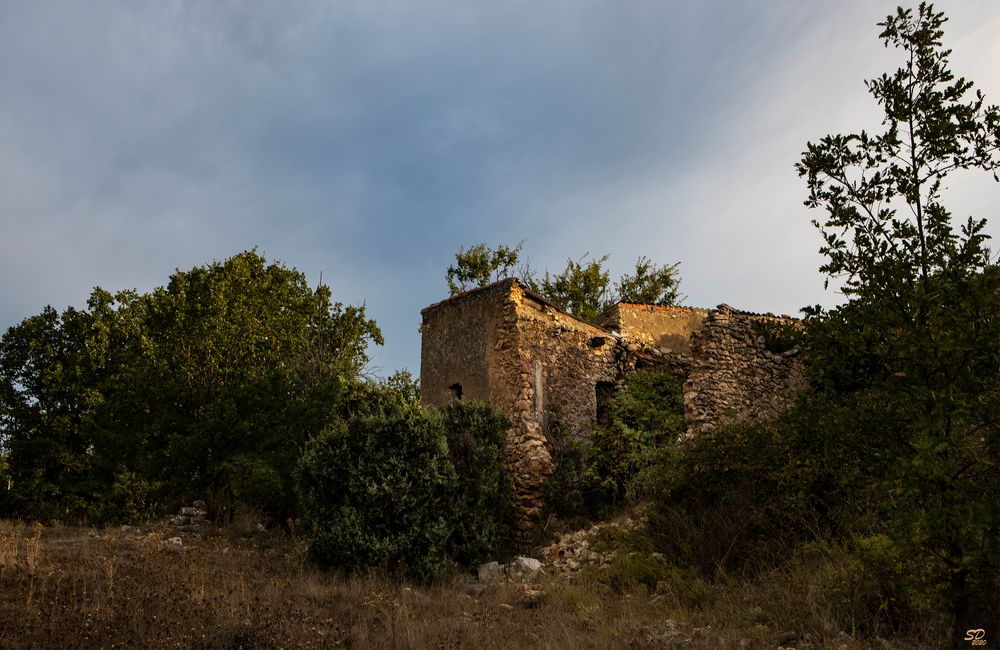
[0,520,945,649]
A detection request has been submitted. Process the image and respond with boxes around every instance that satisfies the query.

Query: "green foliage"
[104,467,162,523]
[0,250,382,523]
[296,398,514,582]
[640,7,999,639]
[614,257,684,306]
[540,409,590,528]
[297,404,456,582]
[379,370,420,405]
[795,3,1000,633]
[544,369,685,524]
[446,242,523,295]
[749,319,801,355]
[644,419,798,577]
[526,253,612,323]
[441,402,515,567]
[445,242,683,322]
[527,254,684,322]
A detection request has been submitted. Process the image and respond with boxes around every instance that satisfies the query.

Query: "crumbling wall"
[420,281,511,407]
[601,304,708,355]
[494,282,622,527]
[421,279,624,530]
[683,305,807,435]
[421,284,809,531]
[600,303,709,375]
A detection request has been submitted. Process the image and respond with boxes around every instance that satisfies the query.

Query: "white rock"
[477,561,501,583]
[511,556,542,576]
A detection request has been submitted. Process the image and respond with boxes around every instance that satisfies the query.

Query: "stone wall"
[600,303,708,356]
[499,284,624,525]
[421,284,809,529]
[421,279,623,529]
[420,281,510,407]
[599,303,709,375]
[683,305,807,436]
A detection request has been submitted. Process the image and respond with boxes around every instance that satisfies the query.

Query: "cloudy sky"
[2,1,998,376]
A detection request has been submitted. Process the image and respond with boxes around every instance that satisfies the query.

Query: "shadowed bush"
[296,397,514,582]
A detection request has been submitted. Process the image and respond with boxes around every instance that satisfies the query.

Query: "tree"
[796,3,999,639]
[445,243,683,322]
[526,253,612,323]
[446,242,523,294]
[614,257,684,306]
[0,251,382,522]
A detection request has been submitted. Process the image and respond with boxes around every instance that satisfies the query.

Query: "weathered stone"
[477,561,501,583]
[420,279,806,529]
[515,586,544,609]
[510,556,542,578]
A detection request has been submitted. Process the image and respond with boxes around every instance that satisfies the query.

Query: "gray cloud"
[1,1,998,375]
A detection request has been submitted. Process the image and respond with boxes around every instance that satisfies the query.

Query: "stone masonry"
[683,305,807,435]
[420,279,806,525]
[421,279,623,528]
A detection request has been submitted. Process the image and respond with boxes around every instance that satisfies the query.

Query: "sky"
[2,1,999,377]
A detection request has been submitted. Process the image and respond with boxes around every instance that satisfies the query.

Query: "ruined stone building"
[419,278,806,526]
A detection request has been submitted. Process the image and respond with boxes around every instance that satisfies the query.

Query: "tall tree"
[797,3,999,639]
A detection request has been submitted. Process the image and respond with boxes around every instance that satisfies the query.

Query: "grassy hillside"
[0,519,949,649]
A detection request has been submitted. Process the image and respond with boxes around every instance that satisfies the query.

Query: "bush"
[296,394,514,582]
[297,405,457,582]
[442,402,515,567]
[543,368,685,524]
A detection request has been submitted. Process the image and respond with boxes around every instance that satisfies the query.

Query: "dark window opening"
[595,381,615,426]
[448,383,463,401]
[589,336,607,348]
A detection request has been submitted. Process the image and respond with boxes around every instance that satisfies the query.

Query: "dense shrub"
[296,397,514,582]
[643,384,999,634]
[442,402,515,567]
[297,406,456,581]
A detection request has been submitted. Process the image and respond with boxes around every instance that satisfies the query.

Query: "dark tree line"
[0,250,381,523]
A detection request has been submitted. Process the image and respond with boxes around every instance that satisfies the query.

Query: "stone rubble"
[476,555,544,584]
[541,515,645,574]
[168,500,209,534]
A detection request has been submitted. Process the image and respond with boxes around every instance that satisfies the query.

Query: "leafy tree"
[0,250,381,523]
[614,257,683,306]
[526,253,612,322]
[0,296,130,519]
[796,3,999,638]
[446,242,523,294]
[446,243,683,322]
